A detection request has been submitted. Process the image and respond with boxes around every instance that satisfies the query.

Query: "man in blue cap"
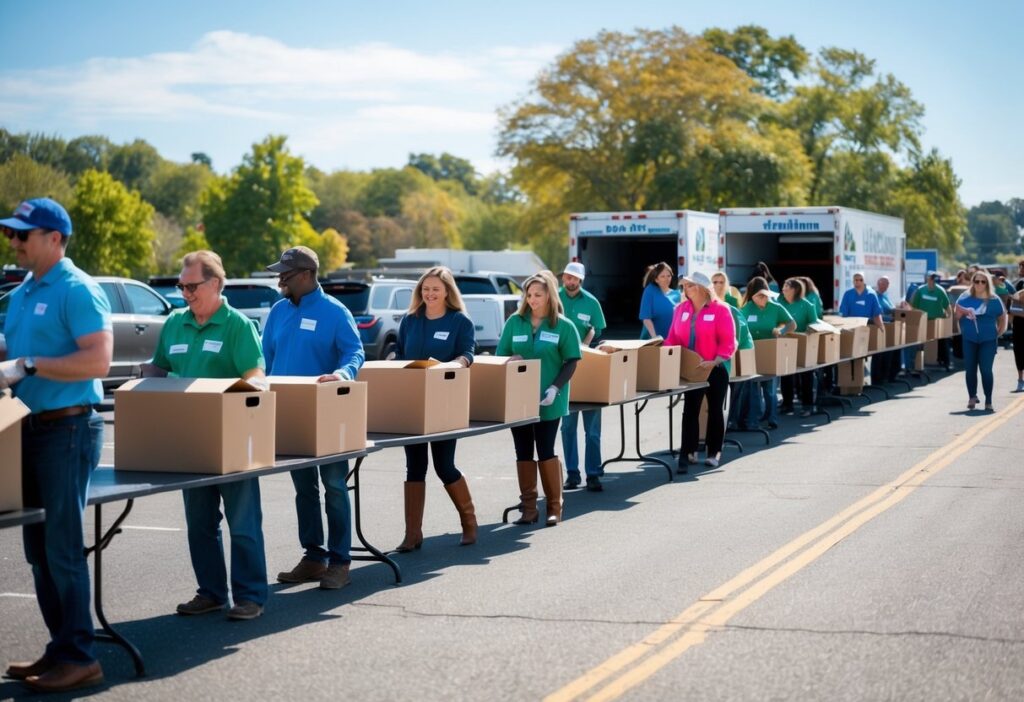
[0,198,112,693]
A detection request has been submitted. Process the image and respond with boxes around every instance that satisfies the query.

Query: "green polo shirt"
[724,292,740,309]
[911,285,950,320]
[741,300,795,341]
[151,298,265,378]
[558,287,606,344]
[778,297,820,332]
[805,290,824,318]
[497,313,582,421]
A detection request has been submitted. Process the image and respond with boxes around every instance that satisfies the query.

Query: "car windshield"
[323,283,370,314]
[223,285,281,309]
[456,279,496,295]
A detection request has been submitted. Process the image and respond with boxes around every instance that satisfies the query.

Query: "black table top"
[368,417,540,449]
[0,507,45,529]
[568,382,709,412]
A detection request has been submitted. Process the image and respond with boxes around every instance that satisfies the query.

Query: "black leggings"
[511,418,561,462]
[403,439,461,484]
[780,371,815,407]
[682,365,729,456]
[1014,317,1024,373]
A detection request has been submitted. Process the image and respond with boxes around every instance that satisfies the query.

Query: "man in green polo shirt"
[147,250,269,621]
[911,271,952,370]
[557,262,607,491]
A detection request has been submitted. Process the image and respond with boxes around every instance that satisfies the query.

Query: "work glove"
[0,359,26,389]
[539,385,558,407]
[246,376,270,392]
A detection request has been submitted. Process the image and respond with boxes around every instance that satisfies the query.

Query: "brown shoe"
[276,559,328,583]
[5,655,51,680]
[538,457,563,526]
[176,594,224,616]
[444,476,478,545]
[513,461,539,525]
[394,481,425,552]
[319,563,351,590]
[24,661,103,693]
[226,600,264,620]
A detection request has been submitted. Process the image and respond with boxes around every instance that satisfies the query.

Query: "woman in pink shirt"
[665,271,738,470]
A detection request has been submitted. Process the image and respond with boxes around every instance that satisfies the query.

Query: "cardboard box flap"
[598,339,662,351]
[822,314,868,328]
[808,321,838,334]
[268,376,328,386]
[116,377,260,394]
[471,355,530,368]
[0,390,30,429]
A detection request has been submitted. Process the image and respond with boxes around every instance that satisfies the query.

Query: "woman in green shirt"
[497,271,582,526]
[741,277,796,428]
[778,278,820,416]
[798,276,825,318]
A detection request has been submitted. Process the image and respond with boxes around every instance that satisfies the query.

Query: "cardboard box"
[754,338,799,376]
[785,332,821,368]
[839,326,870,359]
[114,377,276,474]
[600,340,679,392]
[732,347,758,378]
[884,320,905,347]
[822,314,869,329]
[268,377,367,457]
[570,346,638,404]
[837,358,865,394]
[679,347,712,382]
[867,326,888,352]
[927,317,953,340]
[469,356,541,422]
[894,309,927,344]
[817,333,841,365]
[357,360,469,434]
[924,339,938,365]
[0,391,30,512]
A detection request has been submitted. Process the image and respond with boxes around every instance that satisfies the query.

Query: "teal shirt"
[778,297,820,332]
[724,304,753,376]
[558,287,606,345]
[741,300,795,341]
[806,291,824,318]
[152,298,265,379]
[497,313,582,420]
[3,258,112,413]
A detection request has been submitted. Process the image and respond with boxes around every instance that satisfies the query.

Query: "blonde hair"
[517,270,563,327]
[710,271,731,302]
[968,270,997,300]
[408,266,467,315]
[181,250,226,292]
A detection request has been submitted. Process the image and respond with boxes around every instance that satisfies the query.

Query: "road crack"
[351,602,666,626]
[719,622,1024,645]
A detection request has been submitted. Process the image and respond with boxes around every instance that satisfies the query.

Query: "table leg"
[89,501,146,677]
[597,402,673,482]
[346,457,402,584]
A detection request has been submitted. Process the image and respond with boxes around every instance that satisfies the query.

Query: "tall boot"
[513,461,539,525]
[444,476,477,546]
[394,481,425,552]
[538,457,563,527]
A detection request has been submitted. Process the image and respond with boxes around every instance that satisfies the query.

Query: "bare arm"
[642,319,658,338]
[33,330,113,381]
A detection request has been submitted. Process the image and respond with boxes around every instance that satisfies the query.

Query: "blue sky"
[0,0,1019,206]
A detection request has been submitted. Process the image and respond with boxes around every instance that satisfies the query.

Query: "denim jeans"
[290,461,351,566]
[22,411,103,665]
[560,409,602,476]
[759,377,780,423]
[962,338,997,403]
[728,379,764,429]
[182,479,268,606]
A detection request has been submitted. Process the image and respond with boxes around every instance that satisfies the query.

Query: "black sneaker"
[563,473,581,490]
[585,477,603,492]
[779,405,795,415]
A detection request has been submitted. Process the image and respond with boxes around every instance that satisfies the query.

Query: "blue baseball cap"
[0,198,73,237]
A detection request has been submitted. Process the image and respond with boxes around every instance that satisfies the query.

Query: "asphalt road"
[2,349,1023,701]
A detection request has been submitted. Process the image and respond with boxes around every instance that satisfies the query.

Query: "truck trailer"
[568,210,721,334]
[718,206,906,311]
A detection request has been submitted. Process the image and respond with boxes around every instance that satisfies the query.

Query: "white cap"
[680,270,713,293]
[562,262,586,280]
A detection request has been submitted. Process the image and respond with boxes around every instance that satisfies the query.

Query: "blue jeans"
[962,339,997,403]
[183,479,268,606]
[759,377,779,423]
[728,379,764,429]
[22,411,103,665]
[290,461,351,566]
[560,409,602,476]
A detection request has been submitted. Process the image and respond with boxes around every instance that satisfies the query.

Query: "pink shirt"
[664,297,737,362]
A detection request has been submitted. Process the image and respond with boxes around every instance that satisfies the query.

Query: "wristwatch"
[23,357,37,376]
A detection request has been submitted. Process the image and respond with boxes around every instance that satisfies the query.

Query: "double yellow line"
[547,394,1024,702]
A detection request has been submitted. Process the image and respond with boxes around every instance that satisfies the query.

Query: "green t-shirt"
[805,290,824,318]
[152,299,266,378]
[994,281,1013,297]
[778,297,820,332]
[497,313,582,420]
[724,292,740,309]
[722,304,753,376]
[911,285,951,320]
[740,300,795,341]
[558,287,606,344]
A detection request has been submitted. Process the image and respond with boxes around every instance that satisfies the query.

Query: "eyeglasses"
[973,279,987,285]
[3,228,48,242]
[278,270,305,285]
[176,279,211,293]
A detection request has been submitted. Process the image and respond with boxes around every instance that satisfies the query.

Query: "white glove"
[539,385,558,407]
[246,376,269,392]
[0,359,26,389]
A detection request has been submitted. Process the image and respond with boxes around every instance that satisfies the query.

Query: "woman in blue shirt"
[954,272,1008,411]
[639,262,677,339]
[391,267,478,551]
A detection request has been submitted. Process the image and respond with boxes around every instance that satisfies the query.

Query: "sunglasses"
[176,279,211,293]
[3,228,48,242]
[973,279,987,284]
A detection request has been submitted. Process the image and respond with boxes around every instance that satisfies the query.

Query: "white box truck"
[568,210,720,334]
[718,206,905,311]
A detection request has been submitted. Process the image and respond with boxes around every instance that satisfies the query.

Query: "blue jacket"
[395,308,475,364]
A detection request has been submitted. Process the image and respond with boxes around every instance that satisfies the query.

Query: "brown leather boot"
[513,460,539,525]
[444,476,477,545]
[538,457,563,526]
[394,481,425,552]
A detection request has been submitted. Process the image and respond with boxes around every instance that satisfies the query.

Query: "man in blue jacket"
[262,247,365,590]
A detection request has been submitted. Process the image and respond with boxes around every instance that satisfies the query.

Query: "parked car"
[319,278,382,354]
[361,278,416,360]
[221,278,282,332]
[147,276,187,308]
[0,276,174,389]
[454,272,523,296]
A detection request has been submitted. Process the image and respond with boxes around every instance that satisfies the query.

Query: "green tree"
[176,225,211,261]
[408,152,479,195]
[966,200,1019,260]
[151,212,185,274]
[356,167,431,217]
[703,25,808,98]
[142,160,213,224]
[61,135,114,176]
[108,139,162,193]
[889,150,966,253]
[400,186,464,248]
[0,155,74,266]
[200,135,319,276]
[191,152,213,169]
[68,169,156,278]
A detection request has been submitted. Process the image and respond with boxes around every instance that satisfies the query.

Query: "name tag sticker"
[512,335,529,343]
[300,318,317,332]
[681,312,690,321]
[433,331,450,341]
[747,315,758,322]
[34,303,47,315]
[856,300,866,305]
[922,294,937,301]
[169,344,189,355]
[539,331,560,344]
[577,313,591,322]
[703,314,715,322]
[202,340,223,353]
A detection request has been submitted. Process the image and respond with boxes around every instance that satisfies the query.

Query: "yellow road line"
[546,395,1024,702]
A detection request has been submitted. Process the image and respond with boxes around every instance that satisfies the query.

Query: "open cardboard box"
[732,347,758,377]
[927,317,954,340]
[115,377,276,474]
[894,309,927,344]
[867,326,888,352]
[0,391,30,512]
[600,339,679,392]
[754,337,799,376]
[839,326,871,359]
[679,347,712,382]
[268,377,367,457]
[837,358,866,394]
[469,356,541,422]
[570,345,638,404]
[785,332,821,368]
[358,359,469,434]
[884,320,905,347]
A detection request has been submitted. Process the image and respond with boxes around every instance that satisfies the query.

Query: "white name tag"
[34,302,47,315]
[703,314,715,322]
[512,335,529,343]
[922,294,937,301]
[202,340,223,353]
[747,315,758,322]
[681,312,690,321]
[577,313,591,322]
[169,344,189,355]
[855,300,866,305]
[300,318,317,331]
[539,331,559,344]
[433,331,450,340]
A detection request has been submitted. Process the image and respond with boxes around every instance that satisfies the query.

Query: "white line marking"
[121,525,181,532]
[0,593,36,599]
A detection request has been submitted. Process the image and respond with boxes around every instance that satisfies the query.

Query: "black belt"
[32,405,91,422]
